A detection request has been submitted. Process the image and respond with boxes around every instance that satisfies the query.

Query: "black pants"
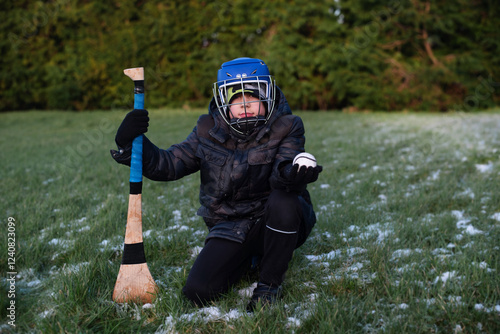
[182,189,315,304]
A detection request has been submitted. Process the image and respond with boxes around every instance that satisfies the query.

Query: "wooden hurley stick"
[112,67,158,304]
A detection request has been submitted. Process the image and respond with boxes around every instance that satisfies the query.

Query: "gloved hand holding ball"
[293,152,317,168]
[282,152,322,189]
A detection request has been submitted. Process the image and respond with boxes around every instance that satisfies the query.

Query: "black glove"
[282,163,323,188]
[115,109,149,147]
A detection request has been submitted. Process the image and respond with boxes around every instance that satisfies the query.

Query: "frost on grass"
[48,238,73,248]
[12,268,43,290]
[238,282,257,298]
[98,236,124,253]
[115,302,153,321]
[50,262,90,275]
[305,247,367,262]
[472,261,496,273]
[153,282,258,333]
[474,304,500,313]
[475,162,493,173]
[305,247,375,284]
[452,210,484,235]
[490,212,500,221]
[317,200,342,215]
[190,245,203,258]
[16,113,500,332]
[357,222,393,244]
[390,249,423,261]
[454,188,475,199]
[155,307,245,334]
[284,295,319,331]
[433,271,462,286]
[154,282,322,334]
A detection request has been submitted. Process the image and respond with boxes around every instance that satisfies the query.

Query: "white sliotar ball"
[293,152,317,168]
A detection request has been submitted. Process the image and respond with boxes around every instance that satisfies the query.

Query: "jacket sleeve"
[269,115,307,192]
[110,127,201,181]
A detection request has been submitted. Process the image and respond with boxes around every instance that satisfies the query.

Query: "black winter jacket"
[111,88,316,243]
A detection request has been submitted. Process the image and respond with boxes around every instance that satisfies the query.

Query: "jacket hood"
[208,86,292,143]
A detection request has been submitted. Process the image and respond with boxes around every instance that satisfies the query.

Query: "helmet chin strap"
[229,116,267,135]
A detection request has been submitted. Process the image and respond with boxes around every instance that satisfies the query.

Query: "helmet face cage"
[213,58,276,136]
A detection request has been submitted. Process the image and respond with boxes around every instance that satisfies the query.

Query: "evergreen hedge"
[1,0,498,111]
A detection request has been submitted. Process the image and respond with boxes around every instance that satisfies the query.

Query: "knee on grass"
[182,280,223,306]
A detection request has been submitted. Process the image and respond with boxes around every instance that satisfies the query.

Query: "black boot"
[246,282,282,312]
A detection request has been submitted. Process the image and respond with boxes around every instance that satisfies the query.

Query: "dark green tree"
[0,0,498,111]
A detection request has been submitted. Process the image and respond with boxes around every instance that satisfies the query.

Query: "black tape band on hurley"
[130,182,142,195]
[122,242,146,264]
[134,81,144,94]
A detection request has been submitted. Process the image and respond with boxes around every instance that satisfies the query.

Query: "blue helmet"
[213,57,276,136]
[217,57,271,83]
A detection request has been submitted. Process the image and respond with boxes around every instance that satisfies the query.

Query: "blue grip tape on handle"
[134,93,144,110]
[130,92,144,183]
[130,135,143,183]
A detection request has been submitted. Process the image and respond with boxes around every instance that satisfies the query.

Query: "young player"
[111,57,322,311]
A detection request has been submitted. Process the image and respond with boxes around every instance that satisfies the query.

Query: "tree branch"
[421,1,442,67]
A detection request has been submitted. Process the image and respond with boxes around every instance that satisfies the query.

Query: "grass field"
[1,109,499,333]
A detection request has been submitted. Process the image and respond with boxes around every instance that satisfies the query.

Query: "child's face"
[229,93,265,119]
